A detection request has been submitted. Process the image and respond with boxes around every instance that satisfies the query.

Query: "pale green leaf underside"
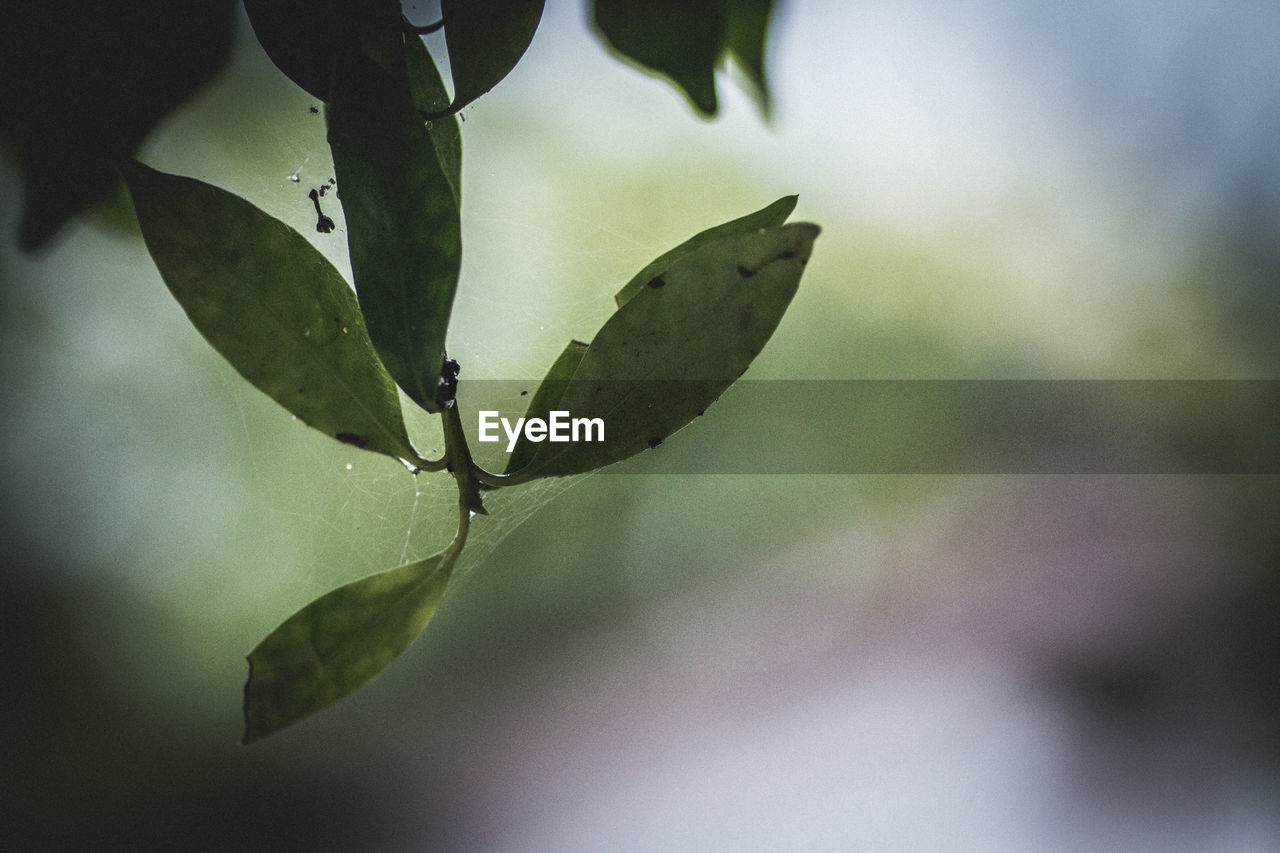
[511,221,819,476]
[242,551,451,743]
[120,160,420,462]
[504,339,589,474]
[615,194,796,307]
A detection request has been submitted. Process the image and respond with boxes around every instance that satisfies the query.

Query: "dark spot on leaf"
[520,390,528,396]
[647,436,663,449]
[309,105,319,114]
[737,265,755,278]
[646,275,666,288]
[336,433,368,448]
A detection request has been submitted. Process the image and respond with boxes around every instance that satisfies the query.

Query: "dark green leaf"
[0,2,234,249]
[593,0,726,117]
[243,551,452,743]
[505,340,590,473]
[328,51,462,414]
[615,195,796,307]
[120,160,422,463]
[433,0,545,115]
[509,221,820,476]
[405,32,463,205]
[725,0,776,116]
[242,0,401,101]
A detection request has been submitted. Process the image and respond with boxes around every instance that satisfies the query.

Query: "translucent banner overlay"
[455,380,1280,474]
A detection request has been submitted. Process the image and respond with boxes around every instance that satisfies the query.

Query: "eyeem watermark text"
[478,410,605,452]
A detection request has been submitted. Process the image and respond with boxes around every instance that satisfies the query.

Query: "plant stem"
[440,397,488,516]
[406,18,444,35]
[469,464,537,489]
[410,452,449,473]
[445,484,472,561]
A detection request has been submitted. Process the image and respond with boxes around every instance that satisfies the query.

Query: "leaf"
[509,221,820,476]
[505,340,590,473]
[432,0,545,116]
[0,1,235,249]
[242,0,401,101]
[591,0,779,119]
[405,32,463,205]
[328,50,462,414]
[593,0,726,117]
[244,0,461,199]
[242,551,452,743]
[724,0,776,116]
[615,195,796,307]
[120,160,421,463]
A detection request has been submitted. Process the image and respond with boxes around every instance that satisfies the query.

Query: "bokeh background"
[3,0,1279,848]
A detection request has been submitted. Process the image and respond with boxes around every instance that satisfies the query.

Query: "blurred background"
[3,0,1279,849]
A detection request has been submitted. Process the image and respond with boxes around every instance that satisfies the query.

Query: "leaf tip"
[335,432,369,448]
[240,654,258,746]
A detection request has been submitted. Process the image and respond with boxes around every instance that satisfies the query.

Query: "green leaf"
[243,551,453,743]
[591,0,778,119]
[593,0,726,117]
[328,50,462,414]
[615,194,796,307]
[509,220,820,476]
[433,0,545,116]
[242,0,401,101]
[405,32,463,205]
[120,160,421,463]
[505,340,590,473]
[725,0,776,116]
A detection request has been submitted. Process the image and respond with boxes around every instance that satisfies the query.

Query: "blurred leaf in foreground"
[591,0,779,118]
[0,1,235,249]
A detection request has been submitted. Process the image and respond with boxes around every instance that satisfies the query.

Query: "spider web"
[122,12,658,607]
